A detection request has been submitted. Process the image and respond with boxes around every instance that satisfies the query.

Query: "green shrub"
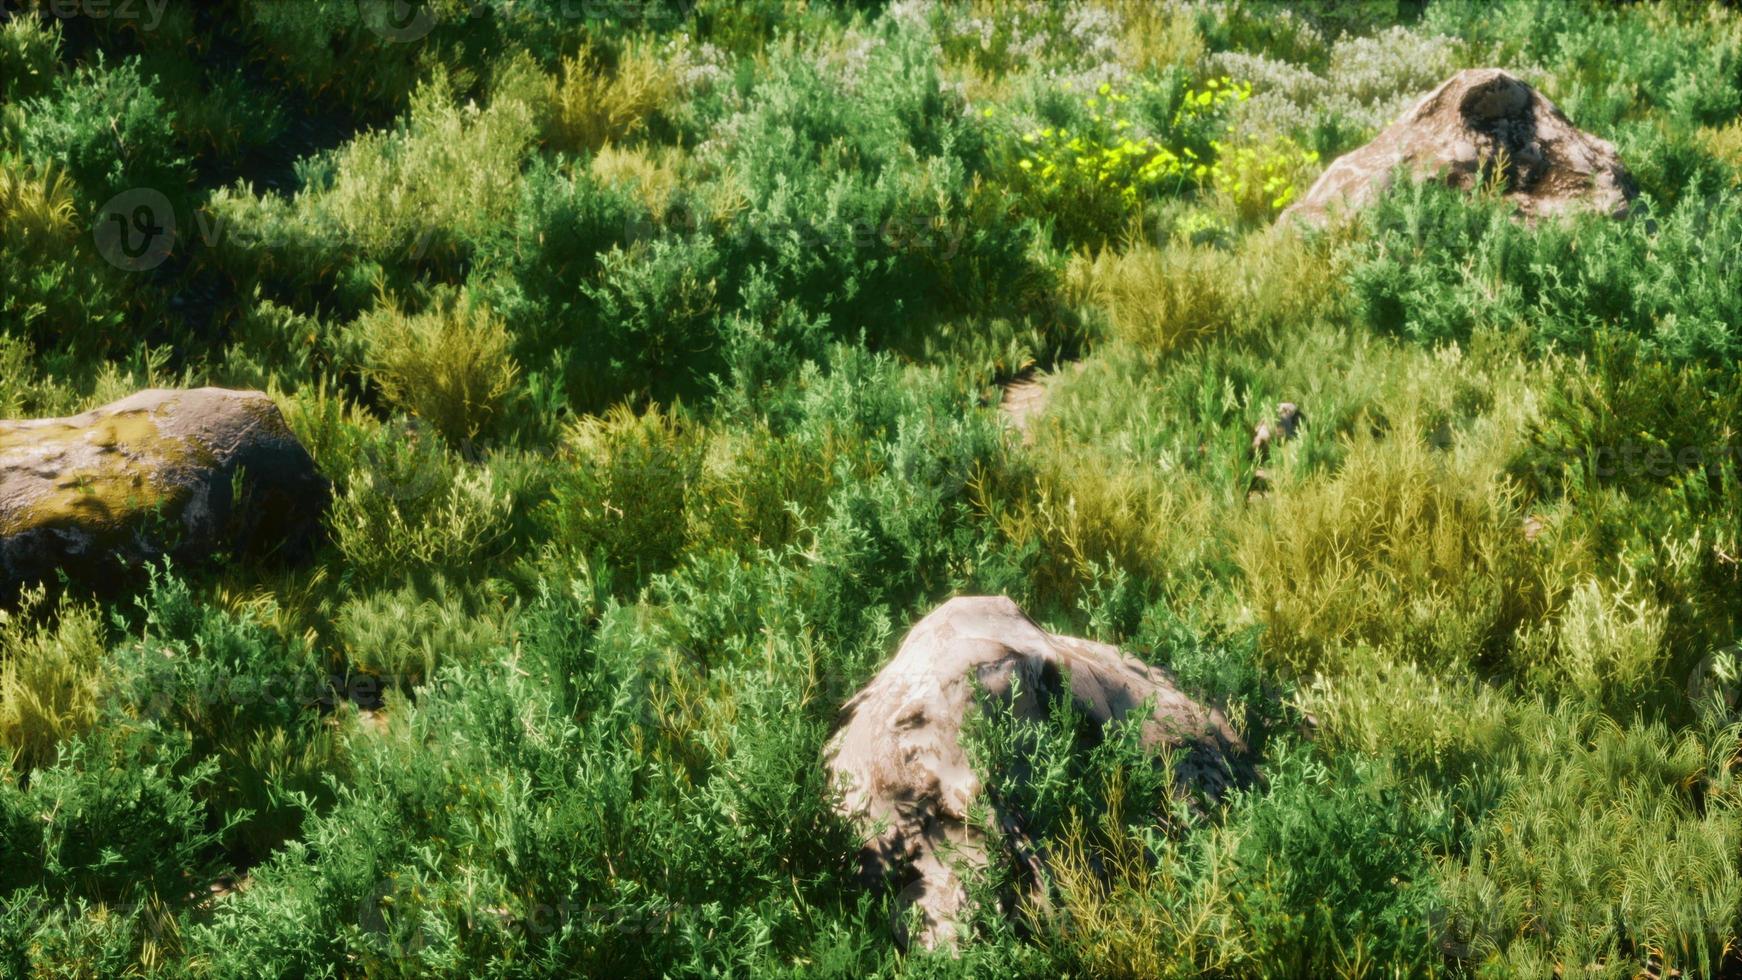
[928,0,1126,80]
[353,285,523,444]
[207,67,536,304]
[106,568,337,859]
[171,68,289,173]
[312,69,536,263]
[1347,171,1742,368]
[0,593,106,774]
[684,420,837,557]
[0,13,61,105]
[10,58,189,210]
[188,577,868,976]
[693,23,1057,354]
[238,0,441,121]
[1224,747,1446,975]
[964,674,1181,853]
[1513,333,1742,506]
[542,43,680,155]
[1302,644,1514,788]
[8,3,1742,974]
[215,294,343,390]
[0,725,232,904]
[1070,240,1248,355]
[334,577,504,693]
[473,159,645,396]
[541,404,705,587]
[1439,704,1742,977]
[577,237,724,408]
[328,422,517,580]
[0,160,124,350]
[1235,408,1542,675]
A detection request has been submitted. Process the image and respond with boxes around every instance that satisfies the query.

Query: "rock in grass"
[1283,68,1636,224]
[825,596,1249,947]
[0,388,329,596]
[1249,401,1303,499]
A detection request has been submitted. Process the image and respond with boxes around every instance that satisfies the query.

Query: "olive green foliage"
[4,1,1742,976]
[352,285,523,443]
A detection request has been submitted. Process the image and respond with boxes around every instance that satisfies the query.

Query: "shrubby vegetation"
[2,0,1742,975]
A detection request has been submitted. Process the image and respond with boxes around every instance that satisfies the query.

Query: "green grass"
[3,0,1742,975]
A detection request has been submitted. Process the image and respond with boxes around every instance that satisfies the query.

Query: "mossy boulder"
[0,388,329,596]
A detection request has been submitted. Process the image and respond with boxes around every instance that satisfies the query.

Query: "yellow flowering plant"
[1206,136,1322,222]
[996,75,1318,244]
[1001,76,1249,244]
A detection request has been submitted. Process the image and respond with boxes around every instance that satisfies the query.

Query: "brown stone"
[825,596,1249,946]
[0,388,329,595]
[1282,68,1636,224]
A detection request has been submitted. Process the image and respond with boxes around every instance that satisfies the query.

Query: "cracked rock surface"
[1283,67,1636,224]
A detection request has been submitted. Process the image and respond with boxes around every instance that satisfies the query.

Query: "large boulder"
[0,388,329,596]
[1282,67,1636,225]
[825,595,1249,947]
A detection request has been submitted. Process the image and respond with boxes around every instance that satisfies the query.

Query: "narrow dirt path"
[997,362,1082,442]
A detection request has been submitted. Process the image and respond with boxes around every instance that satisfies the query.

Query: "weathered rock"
[1251,401,1302,464]
[1282,68,1636,225]
[825,596,1249,947]
[1249,401,1303,499]
[0,388,329,596]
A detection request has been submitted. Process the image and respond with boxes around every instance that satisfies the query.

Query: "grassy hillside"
[2,0,1742,975]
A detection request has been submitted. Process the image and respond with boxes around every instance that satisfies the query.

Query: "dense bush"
[9,57,188,211]
[1348,180,1742,365]
[351,285,523,443]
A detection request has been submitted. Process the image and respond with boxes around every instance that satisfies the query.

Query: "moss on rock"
[0,388,329,596]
